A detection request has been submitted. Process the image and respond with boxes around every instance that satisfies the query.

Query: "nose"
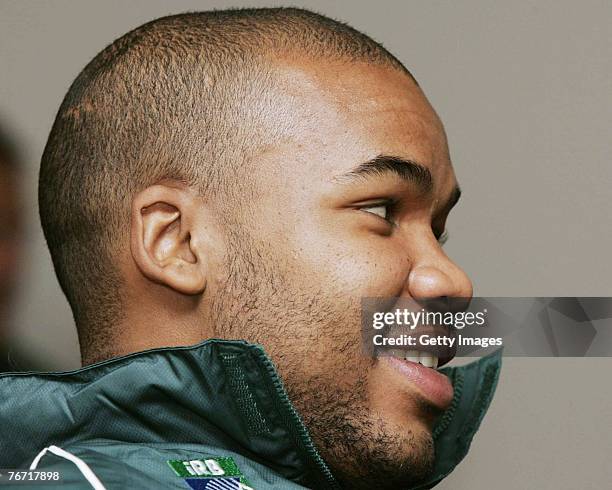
[407,255,473,302]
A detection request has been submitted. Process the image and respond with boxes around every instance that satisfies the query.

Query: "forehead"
[264,58,455,192]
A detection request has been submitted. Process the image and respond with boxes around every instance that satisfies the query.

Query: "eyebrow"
[334,155,434,194]
[335,154,462,210]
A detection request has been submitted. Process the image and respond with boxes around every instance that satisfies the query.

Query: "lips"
[385,355,455,409]
[382,325,457,408]
[383,324,457,367]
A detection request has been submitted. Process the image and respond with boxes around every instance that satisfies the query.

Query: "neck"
[79,313,209,366]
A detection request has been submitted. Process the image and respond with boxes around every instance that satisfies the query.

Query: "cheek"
[329,241,408,298]
[287,216,410,298]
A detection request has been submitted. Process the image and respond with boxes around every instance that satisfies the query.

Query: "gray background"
[1,0,610,488]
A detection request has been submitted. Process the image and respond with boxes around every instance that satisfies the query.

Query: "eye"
[356,199,399,227]
[362,204,389,220]
[358,199,399,225]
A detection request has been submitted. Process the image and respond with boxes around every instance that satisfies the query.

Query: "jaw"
[286,355,442,489]
[314,406,436,490]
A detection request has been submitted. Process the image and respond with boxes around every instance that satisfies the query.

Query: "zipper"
[251,345,341,490]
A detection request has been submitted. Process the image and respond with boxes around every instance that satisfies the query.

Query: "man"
[0,8,500,489]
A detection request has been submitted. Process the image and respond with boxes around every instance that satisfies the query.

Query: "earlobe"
[130,184,206,295]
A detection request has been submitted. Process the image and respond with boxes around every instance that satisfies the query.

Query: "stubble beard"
[211,233,436,489]
[288,371,436,489]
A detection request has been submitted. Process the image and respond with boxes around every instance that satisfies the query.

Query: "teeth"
[419,352,435,368]
[405,352,440,369]
[404,350,420,363]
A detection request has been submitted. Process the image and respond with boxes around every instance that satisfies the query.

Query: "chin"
[331,428,435,490]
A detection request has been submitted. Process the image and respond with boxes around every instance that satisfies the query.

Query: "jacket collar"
[0,339,501,489]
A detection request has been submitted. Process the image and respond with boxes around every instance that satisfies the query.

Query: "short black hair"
[39,7,411,357]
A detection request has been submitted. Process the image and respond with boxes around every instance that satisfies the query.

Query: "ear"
[130,183,206,295]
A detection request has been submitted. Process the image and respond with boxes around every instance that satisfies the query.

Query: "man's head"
[40,8,471,488]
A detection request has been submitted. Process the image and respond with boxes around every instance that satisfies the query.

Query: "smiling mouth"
[403,350,441,369]
[385,351,455,408]
[380,322,457,370]
[380,340,457,408]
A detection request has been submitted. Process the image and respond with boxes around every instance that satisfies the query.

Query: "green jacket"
[0,340,501,489]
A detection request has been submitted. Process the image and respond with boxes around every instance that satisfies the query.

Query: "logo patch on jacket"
[167,457,253,490]
[184,477,248,489]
